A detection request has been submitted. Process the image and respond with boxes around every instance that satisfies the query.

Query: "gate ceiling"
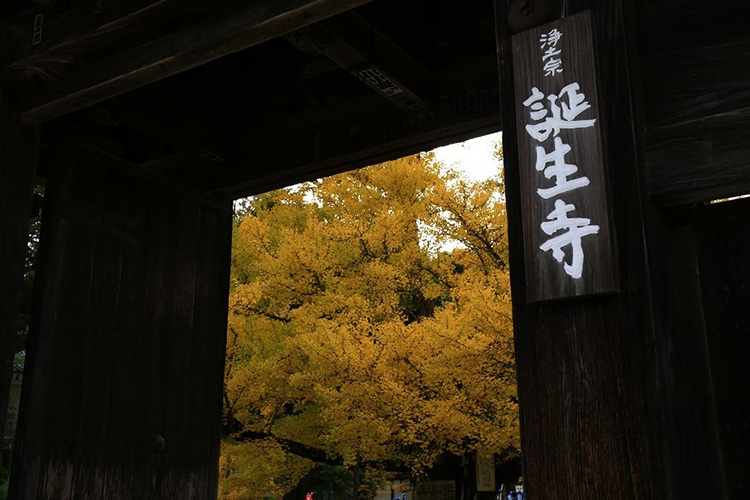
[3,0,500,198]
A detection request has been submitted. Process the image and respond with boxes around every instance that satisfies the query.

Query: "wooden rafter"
[105,90,237,165]
[16,0,374,122]
[285,11,434,111]
[185,77,501,196]
[0,0,165,74]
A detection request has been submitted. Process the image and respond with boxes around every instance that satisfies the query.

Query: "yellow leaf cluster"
[222,151,517,498]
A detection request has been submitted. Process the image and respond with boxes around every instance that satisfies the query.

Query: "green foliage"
[24,184,44,280]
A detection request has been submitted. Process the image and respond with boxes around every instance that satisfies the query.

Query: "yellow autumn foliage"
[221,152,517,499]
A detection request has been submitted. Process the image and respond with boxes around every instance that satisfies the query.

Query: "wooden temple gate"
[0,0,748,498]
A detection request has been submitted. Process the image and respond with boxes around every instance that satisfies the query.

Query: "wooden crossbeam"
[646,108,750,205]
[19,0,374,122]
[286,11,434,111]
[106,90,237,165]
[186,71,501,196]
[212,113,500,198]
[0,0,164,75]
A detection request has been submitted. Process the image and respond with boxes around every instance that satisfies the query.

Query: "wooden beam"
[286,11,434,111]
[496,0,668,497]
[692,200,750,497]
[9,147,233,499]
[646,108,750,205]
[184,72,500,195]
[67,139,231,208]
[20,279,34,316]
[635,8,750,206]
[639,40,750,128]
[212,112,500,198]
[20,0,374,122]
[140,151,207,176]
[657,216,728,498]
[635,2,750,128]
[106,90,238,164]
[635,2,750,206]
[0,0,164,76]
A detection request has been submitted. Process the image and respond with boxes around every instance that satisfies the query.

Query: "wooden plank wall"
[496,0,667,497]
[654,199,750,499]
[634,2,750,496]
[9,146,232,499]
[638,0,750,205]
[694,200,750,499]
[210,80,501,197]
[9,0,375,122]
[0,87,38,455]
[656,210,727,498]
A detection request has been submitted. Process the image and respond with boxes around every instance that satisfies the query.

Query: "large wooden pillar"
[9,145,232,499]
[0,88,39,454]
[496,1,667,497]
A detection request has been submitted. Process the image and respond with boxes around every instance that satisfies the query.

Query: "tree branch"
[233,429,411,473]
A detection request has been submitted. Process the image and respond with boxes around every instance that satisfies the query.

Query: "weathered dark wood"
[639,41,750,129]
[655,211,727,498]
[211,114,500,197]
[0,86,39,457]
[103,89,238,164]
[646,109,750,206]
[0,0,163,74]
[10,144,232,499]
[286,11,433,111]
[19,279,34,316]
[49,130,234,208]
[497,0,667,497]
[512,11,616,302]
[694,199,750,500]
[192,198,233,496]
[195,72,500,196]
[2,0,295,85]
[21,0,375,122]
[635,1,750,128]
[635,0,750,205]
[8,143,73,500]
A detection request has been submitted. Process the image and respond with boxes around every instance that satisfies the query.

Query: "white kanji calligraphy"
[542,47,561,61]
[523,87,547,120]
[539,28,563,76]
[523,83,596,142]
[539,200,599,279]
[535,137,590,199]
[543,57,563,77]
[539,28,563,49]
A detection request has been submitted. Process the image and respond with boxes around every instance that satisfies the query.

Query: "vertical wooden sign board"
[512,11,616,302]
[475,453,496,492]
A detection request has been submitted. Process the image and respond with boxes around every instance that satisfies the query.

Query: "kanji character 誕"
[523,82,596,142]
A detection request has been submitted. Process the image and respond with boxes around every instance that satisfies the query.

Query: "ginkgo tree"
[221,150,518,500]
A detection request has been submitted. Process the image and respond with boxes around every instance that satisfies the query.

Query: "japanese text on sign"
[512,10,616,302]
[539,28,563,77]
[523,82,599,279]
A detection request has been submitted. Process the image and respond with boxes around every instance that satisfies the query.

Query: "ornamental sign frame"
[512,10,617,303]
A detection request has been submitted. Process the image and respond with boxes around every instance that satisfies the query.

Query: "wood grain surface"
[9,145,232,499]
[512,11,616,302]
[0,87,38,470]
[497,0,667,497]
